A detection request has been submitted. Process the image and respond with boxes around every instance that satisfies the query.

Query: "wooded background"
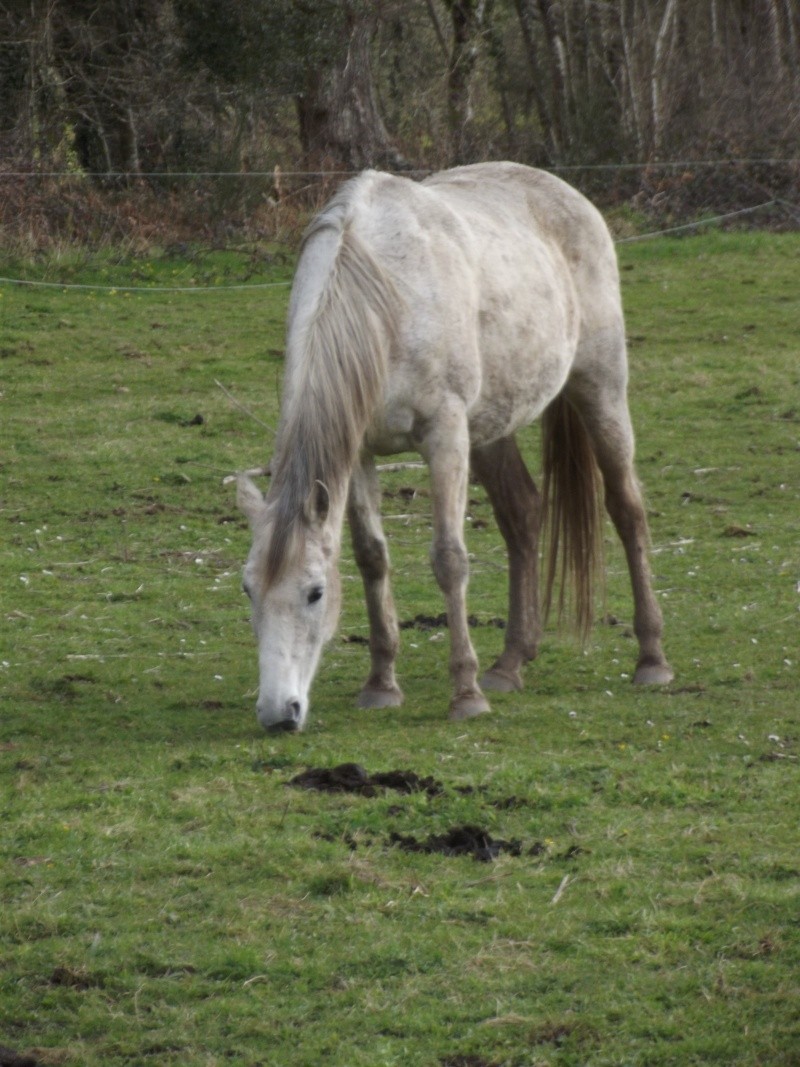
[2,0,799,244]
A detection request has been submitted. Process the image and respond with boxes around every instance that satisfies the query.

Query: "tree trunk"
[295,9,408,172]
[535,0,570,157]
[442,0,486,165]
[512,0,562,160]
[650,0,679,158]
[618,0,646,157]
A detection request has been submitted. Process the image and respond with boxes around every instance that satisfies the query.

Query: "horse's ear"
[237,475,266,527]
[304,480,330,526]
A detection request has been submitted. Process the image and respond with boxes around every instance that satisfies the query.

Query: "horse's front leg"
[422,406,490,721]
[347,456,404,708]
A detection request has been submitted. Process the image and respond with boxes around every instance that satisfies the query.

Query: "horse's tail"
[266,215,400,585]
[540,392,605,639]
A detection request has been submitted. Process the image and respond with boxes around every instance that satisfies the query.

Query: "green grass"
[1,233,799,1066]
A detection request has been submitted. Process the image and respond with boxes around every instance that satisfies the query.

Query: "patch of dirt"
[721,523,757,537]
[440,1056,501,1067]
[390,824,522,863]
[48,965,99,990]
[529,1019,581,1046]
[0,1046,39,1067]
[490,794,530,810]
[399,613,505,631]
[289,762,444,798]
[286,764,577,863]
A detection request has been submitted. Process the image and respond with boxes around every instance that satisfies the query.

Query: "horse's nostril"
[286,699,302,722]
[264,700,302,733]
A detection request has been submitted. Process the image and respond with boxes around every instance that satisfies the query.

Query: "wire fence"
[1,160,798,294]
[2,158,799,178]
[2,198,797,295]
[0,276,292,293]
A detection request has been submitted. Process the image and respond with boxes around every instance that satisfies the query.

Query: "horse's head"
[237,476,341,732]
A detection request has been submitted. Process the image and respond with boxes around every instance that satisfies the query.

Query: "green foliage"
[1,234,799,1065]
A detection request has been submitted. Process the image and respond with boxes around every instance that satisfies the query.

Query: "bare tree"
[441,0,493,163]
[295,3,409,171]
[2,0,798,221]
[650,0,680,159]
[511,0,559,157]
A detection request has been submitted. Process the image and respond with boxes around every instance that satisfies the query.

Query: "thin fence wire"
[0,276,292,293]
[614,199,786,243]
[1,158,799,179]
[3,185,797,296]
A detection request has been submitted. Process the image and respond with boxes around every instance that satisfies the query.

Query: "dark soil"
[390,824,522,863]
[289,762,444,797]
[346,613,505,644]
[287,764,575,863]
[0,1047,38,1067]
[440,1055,502,1066]
[399,613,505,630]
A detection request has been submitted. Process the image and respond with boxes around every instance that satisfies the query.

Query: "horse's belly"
[467,360,570,446]
[466,236,578,445]
[467,313,576,445]
[370,207,579,454]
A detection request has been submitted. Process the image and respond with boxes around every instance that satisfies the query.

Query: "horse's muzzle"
[267,718,300,734]
[260,698,304,734]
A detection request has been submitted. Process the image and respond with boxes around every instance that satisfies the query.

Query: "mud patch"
[48,965,100,991]
[0,1046,39,1067]
[289,762,444,798]
[390,824,522,863]
[400,613,505,631]
[287,764,573,864]
[440,1056,501,1067]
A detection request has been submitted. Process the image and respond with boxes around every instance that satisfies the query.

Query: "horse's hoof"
[481,666,523,693]
[449,691,491,721]
[632,660,674,686]
[357,686,404,709]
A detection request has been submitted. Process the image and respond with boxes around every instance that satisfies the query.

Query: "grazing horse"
[238,162,673,732]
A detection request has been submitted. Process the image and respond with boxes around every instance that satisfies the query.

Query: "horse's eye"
[307,586,324,605]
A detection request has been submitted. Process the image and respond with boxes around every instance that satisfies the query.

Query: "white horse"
[238,162,673,732]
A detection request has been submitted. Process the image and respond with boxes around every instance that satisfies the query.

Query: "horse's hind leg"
[347,457,403,708]
[567,366,673,685]
[471,436,542,692]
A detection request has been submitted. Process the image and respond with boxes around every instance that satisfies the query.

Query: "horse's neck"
[268,407,352,548]
[273,199,393,553]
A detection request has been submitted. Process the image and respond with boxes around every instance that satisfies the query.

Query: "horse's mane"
[264,179,401,586]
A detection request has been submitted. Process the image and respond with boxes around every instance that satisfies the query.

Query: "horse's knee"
[431,538,469,591]
[353,534,389,582]
[604,480,647,541]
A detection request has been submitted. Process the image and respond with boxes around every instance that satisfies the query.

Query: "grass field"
[1,232,799,1066]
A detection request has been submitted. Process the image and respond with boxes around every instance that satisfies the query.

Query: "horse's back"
[423,162,614,262]
[422,163,623,327]
[335,162,620,338]
[325,164,624,449]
